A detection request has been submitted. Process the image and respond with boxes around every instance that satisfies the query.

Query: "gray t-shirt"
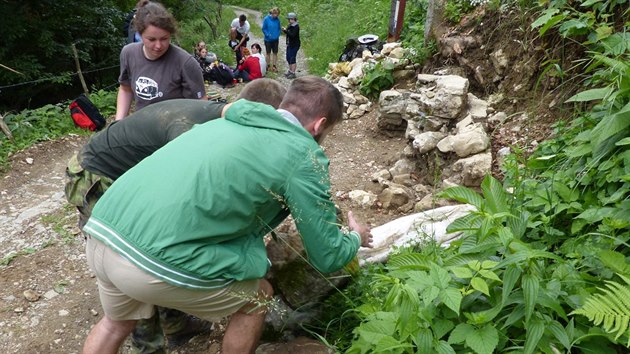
[119,42,205,110]
[79,99,225,180]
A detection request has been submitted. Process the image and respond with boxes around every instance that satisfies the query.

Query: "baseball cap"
[287,12,297,20]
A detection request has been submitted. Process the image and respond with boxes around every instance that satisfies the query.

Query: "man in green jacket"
[81,76,373,354]
[66,78,287,353]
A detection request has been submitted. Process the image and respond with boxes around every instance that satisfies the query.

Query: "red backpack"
[69,94,106,131]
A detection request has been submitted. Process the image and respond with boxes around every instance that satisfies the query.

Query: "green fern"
[571,274,630,343]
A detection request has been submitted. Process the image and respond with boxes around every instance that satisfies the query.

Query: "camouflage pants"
[65,154,192,353]
[64,153,113,229]
[130,308,191,354]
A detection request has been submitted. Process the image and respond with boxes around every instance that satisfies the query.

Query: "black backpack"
[209,63,234,87]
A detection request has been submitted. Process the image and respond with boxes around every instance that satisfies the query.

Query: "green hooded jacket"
[84,99,360,290]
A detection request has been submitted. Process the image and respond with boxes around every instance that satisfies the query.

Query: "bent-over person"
[80,76,373,354]
[65,79,286,353]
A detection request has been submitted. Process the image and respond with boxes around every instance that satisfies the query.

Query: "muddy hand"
[348,211,373,248]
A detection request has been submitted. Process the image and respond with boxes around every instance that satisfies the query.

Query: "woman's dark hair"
[134,2,178,35]
[251,43,262,51]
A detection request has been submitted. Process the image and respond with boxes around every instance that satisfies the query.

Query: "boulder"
[348,190,378,208]
[347,61,367,85]
[381,42,402,56]
[377,90,407,131]
[467,93,489,119]
[378,184,411,209]
[451,152,492,186]
[414,75,469,119]
[388,158,416,176]
[413,131,447,154]
[437,124,489,157]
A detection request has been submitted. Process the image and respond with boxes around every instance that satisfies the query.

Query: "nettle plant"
[359,61,396,99]
[339,175,629,353]
[0,89,115,172]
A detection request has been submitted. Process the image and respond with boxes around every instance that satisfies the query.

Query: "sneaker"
[286,72,297,79]
[166,316,214,348]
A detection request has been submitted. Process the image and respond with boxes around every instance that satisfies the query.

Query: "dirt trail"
[0,7,406,354]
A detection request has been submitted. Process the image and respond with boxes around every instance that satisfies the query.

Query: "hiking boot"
[286,72,297,79]
[165,316,214,348]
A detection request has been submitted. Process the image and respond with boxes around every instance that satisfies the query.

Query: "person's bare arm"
[115,84,133,121]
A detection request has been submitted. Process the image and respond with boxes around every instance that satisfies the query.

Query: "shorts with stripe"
[86,236,259,321]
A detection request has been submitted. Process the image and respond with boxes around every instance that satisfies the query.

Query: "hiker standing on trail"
[115,2,206,121]
[66,79,286,354]
[262,7,281,72]
[80,76,373,354]
[282,12,300,79]
[229,14,250,64]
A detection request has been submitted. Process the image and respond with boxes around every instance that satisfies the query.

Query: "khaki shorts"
[86,237,259,321]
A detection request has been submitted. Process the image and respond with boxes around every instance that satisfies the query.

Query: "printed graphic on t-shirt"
[135,76,162,101]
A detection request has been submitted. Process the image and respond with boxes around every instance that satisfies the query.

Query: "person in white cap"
[281,12,300,79]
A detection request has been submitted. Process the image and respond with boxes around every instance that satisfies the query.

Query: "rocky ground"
[0,5,573,354]
[0,8,407,354]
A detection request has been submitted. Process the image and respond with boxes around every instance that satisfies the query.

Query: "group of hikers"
[66,1,373,353]
[195,9,301,86]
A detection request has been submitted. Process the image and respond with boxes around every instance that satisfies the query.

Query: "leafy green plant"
[359,61,395,99]
[444,0,476,24]
[0,89,116,173]
[571,274,630,345]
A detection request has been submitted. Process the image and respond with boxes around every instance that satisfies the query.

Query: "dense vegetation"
[0,0,224,112]
[1,0,629,352]
[312,1,630,353]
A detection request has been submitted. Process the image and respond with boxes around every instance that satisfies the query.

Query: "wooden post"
[387,0,407,42]
[71,44,89,96]
[0,113,14,142]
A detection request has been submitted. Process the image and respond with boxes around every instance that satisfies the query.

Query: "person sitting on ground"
[80,75,373,354]
[65,78,287,354]
[262,7,281,72]
[229,14,250,64]
[250,43,267,77]
[196,48,213,81]
[233,47,262,82]
[193,41,206,62]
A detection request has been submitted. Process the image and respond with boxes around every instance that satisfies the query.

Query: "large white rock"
[381,42,402,56]
[413,131,447,154]
[467,93,489,119]
[437,124,489,157]
[337,76,351,89]
[452,152,492,186]
[348,190,378,208]
[347,61,368,85]
[389,158,416,176]
[358,204,475,264]
[378,185,411,209]
[414,75,469,119]
[379,90,406,115]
